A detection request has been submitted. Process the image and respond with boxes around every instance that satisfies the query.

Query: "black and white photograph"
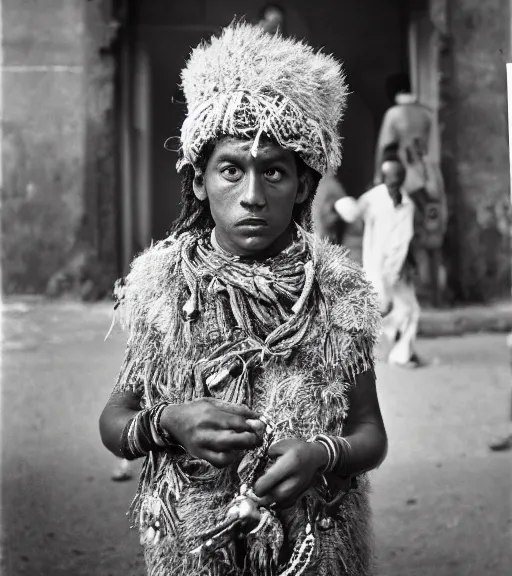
[1,1,511,575]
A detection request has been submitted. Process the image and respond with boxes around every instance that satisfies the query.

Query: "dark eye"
[265,168,283,182]
[221,165,243,182]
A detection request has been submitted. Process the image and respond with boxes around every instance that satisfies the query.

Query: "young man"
[100,23,387,576]
[335,144,422,367]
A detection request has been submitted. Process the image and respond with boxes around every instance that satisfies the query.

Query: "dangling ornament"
[139,491,164,547]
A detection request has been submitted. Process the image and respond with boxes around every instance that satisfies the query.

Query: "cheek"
[270,182,300,210]
[206,181,238,222]
[208,195,230,222]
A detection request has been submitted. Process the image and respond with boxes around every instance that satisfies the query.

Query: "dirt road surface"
[1,301,511,575]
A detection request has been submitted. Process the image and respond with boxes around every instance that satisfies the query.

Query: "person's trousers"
[381,279,420,365]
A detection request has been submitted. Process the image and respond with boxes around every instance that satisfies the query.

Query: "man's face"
[382,160,405,193]
[262,7,284,33]
[194,138,308,257]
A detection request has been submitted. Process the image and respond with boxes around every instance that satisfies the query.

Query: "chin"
[236,235,273,255]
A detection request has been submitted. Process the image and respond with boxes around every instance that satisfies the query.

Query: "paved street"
[1,300,511,576]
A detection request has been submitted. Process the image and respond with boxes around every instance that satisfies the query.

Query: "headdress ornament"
[176,22,348,175]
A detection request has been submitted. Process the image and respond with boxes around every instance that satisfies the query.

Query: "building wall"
[0,0,406,294]
[1,0,86,294]
[441,0,511,301]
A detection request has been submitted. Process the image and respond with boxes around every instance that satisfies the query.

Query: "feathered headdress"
[176,22,348,176]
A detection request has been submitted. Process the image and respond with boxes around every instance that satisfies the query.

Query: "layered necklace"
[178,226,317,404]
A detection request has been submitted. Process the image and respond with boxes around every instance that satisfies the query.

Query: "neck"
[395,93,418,105]
[386,186,403,207]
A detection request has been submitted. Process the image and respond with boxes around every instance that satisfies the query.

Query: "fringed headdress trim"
[176,22,348,175]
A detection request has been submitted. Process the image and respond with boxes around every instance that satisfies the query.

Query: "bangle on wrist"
[310,434,337,473]
[150,402,178,447]
[120,402,183,459]
[334,436,352,474]
[121,409,154,459]
[310,434,352,475]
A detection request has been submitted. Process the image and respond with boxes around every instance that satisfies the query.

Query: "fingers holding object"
[253,455,294,497]
[208,399,260,419]
[259,477,303,510]
[201,430,261,452]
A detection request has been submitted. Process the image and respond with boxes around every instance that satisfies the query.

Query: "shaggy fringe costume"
[111,22,380,576]
[112,229,380,576]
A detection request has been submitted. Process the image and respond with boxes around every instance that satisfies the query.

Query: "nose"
[240,171,266,209]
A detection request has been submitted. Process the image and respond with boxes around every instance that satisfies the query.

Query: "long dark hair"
[168,141,321,237]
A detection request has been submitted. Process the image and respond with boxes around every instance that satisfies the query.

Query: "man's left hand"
[253,439,327,509]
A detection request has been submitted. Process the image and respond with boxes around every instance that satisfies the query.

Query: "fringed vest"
[113,229,380,576]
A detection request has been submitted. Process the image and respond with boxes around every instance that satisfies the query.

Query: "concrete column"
[440,0,510,302]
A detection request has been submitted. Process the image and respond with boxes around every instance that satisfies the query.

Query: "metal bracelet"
[310,434,338,473]
[151,402,178,447]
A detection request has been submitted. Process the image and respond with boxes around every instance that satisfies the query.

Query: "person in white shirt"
[335,144,422,367]
[374,75,447,306]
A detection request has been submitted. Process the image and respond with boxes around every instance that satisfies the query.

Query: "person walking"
[335,144,422,367]
[489,332,512,451]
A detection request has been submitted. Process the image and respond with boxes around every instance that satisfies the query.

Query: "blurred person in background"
[258,3,285,35]
[335,143,423,368]
[111,457,135,481]
[311,171,348,244]
[374,73,447,306]
[489,332,512,451]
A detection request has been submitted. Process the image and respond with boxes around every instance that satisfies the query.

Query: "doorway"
[118,16,218,273]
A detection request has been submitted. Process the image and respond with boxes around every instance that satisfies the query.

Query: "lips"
[237,217,268,227]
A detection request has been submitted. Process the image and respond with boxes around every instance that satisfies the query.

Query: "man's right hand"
[160,398,263,468]
[334,197,359,224]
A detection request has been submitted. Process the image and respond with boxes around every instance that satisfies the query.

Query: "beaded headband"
[175,22,348,176]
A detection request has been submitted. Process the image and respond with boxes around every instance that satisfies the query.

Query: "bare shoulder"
[381,106,400,125]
